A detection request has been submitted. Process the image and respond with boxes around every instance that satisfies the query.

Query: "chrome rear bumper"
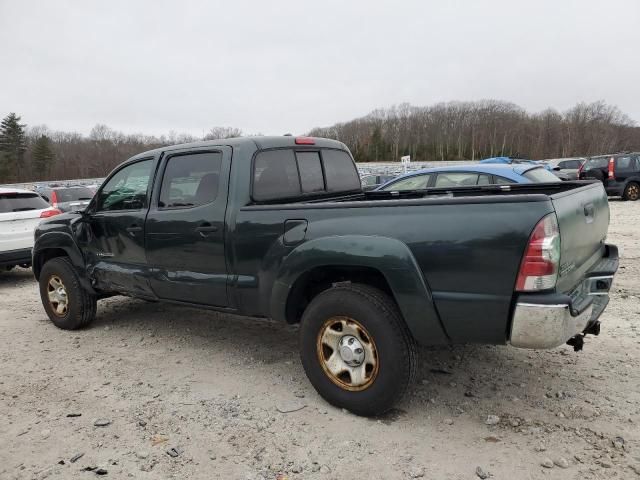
[510,302,594,349]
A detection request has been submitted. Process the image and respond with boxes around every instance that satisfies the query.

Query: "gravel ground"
[1,201,639,480]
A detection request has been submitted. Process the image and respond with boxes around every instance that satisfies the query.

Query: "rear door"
[550,183,610,293]
[145,147,231,307]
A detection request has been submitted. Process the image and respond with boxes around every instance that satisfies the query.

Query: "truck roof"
[129,136,348,162]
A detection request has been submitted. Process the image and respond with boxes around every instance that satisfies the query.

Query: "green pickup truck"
[33,136,618,415]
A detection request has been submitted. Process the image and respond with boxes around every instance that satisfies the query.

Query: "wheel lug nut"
[348,338,354,345]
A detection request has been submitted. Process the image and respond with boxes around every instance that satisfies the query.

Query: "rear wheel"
[39,257,96,330]
[623,182,640,201]
[299,283,417,416]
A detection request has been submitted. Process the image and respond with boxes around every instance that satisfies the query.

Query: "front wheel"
[299,283,417,416]
[623,182,640,201]
[39,257,96,330]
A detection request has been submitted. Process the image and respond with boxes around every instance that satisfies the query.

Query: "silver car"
[545,158,586,180]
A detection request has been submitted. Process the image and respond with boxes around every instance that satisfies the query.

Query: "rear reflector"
[515,213,560,292]
[295,137,315,145]
[608,157,615,179]
[40,208,62,218]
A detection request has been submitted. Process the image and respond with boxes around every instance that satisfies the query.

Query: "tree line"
[0,118,244,184]
[309,100,640,163]
[1,100,639,183]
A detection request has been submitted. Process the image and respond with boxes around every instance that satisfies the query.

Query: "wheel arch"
[33,233,94,293]
[270,235,449,345]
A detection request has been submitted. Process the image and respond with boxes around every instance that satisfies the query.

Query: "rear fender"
[271,235,449,345]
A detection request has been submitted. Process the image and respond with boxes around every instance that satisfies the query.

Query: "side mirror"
[552,166,561,171]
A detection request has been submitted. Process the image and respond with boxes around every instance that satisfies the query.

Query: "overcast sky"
[1,0,638,137]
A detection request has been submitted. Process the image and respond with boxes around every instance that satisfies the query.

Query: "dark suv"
[579,153,640,200]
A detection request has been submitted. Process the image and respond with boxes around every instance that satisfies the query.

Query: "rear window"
[322,149,360,192]
[584,157,609,169]
[0,192,50,213]
[54,187,94,202]
[522,167,562,183]
[252,148,359,202]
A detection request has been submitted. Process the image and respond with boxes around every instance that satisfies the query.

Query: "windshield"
[0,192,50,213]
[54,187,94,202]
[523,167,562,183]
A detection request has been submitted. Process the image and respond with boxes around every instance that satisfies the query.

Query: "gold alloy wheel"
[316,316,379,391]
[627,183,640,200]
[47,275,69,317]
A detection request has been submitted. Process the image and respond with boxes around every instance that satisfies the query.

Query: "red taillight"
[608,157,615,179]
[295,137,315,145]
[515,214,560,292]
[40,208,62,218]
[50,190,58,208]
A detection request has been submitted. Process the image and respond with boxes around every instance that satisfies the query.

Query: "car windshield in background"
[0,192,50,213]
[584,158,609,169]
[523,167,562,183]
[55,187,94,202]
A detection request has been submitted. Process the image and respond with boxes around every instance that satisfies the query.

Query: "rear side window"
[494,176,515,185]
[523,167,561,183]
[159,152,223,208]
[434,172,479,187]
[477,174,491,185]
[322,150,360,192]
[253,150,300,201]
[252,148,359,201]
[0,193,49,213]
[615,156,637,172]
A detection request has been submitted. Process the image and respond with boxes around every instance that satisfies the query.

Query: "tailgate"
[551,182,609,293]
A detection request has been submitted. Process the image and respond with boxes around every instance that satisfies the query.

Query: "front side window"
[97,159,153,211]
[381,174,431,191]
[434,172,479,187]
[159,152,222,208]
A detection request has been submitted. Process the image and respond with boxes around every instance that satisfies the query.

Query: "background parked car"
[0,187,61,270]
[579,153,640,200]
[360,173,397,191]
[479,156,571,180]
[36,185,95,212]
[545,157,586,180]
[375,164,561,191]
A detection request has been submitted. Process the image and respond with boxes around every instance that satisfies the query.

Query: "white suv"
[0,187,61,271]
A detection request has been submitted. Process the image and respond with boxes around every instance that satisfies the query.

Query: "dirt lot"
[1,202,639,480]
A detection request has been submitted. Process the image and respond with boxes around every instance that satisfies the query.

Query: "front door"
[81,157,157,296]
[144,147,230,307]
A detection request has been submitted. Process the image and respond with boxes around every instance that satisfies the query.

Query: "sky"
[1,0,639,137]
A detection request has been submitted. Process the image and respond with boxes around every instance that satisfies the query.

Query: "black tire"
[39,257,96,330]
[299,283,417,416]
[623,182,640,201]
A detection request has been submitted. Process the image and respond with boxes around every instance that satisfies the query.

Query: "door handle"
[126,225,142,235]
[195,223,218,236]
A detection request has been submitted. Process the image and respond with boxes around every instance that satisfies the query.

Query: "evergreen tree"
[32,135,55,179]
[0,113,27,182]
